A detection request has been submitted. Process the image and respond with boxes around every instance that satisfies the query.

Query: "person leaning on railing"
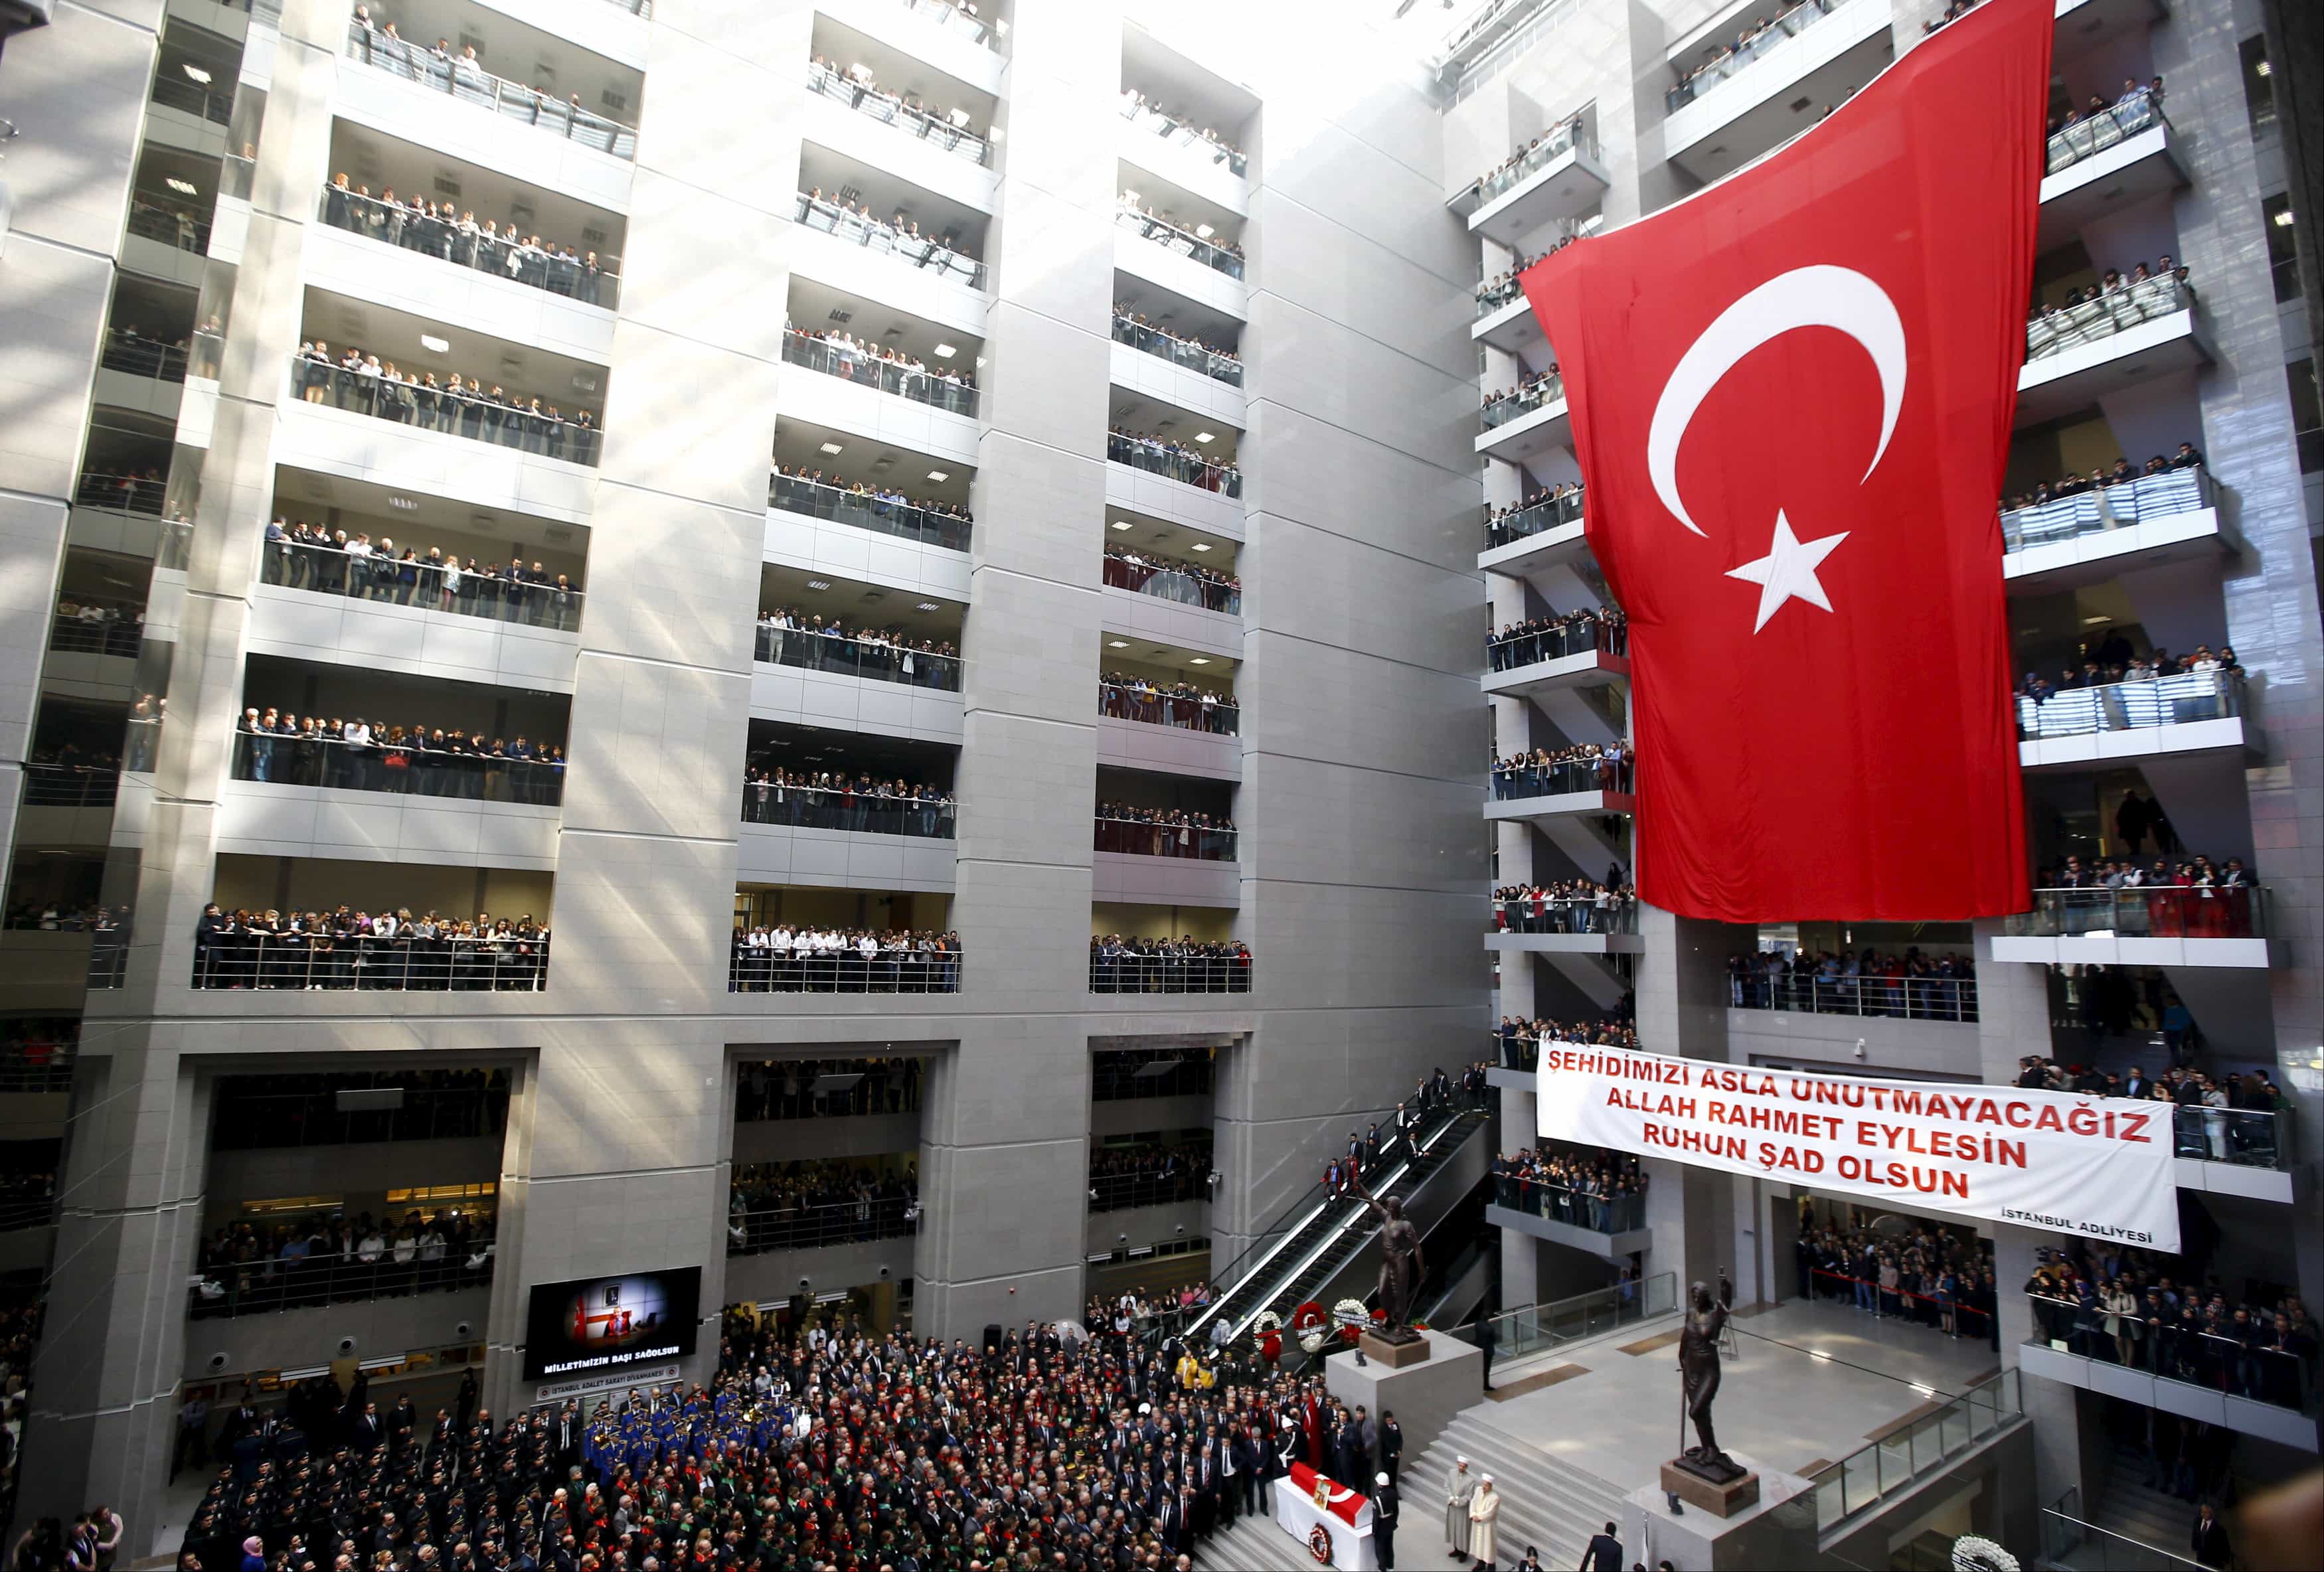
[805,55,987,155]
[292,340,602,463]
[1089,1140,1214,1211]
[726,925,963,992]
[1493,1145,1646,1232]
[1103,544,1240,610]
[1728,945,1977,1020]
[1490,739,1631,801]
[1484,483,1585,547]
[262,516,581,627]
[1491,878,1634,934]
[2015,637,2240,706]
[754,606,961,687]
[1481,363,1562,421]
[189,1206,494,1316]
[233,704,566,803]
[1094,803,1237,860]
[2029,851,2260,939]
[780,323,979,408]
[771,463,974,541]
[1493,1015,1637,1071]
[1088,934,1251,994]
[1462,111,1586,206]
[321,175,613,304]
[189,902,550,990]
[1098,672,1238,733]
[2046,76,2167,149]
[740,767,955,835]
[2024,260,2193,360]
[727,1155,918,1253]
[2023,1241,2315,1408]
[1106,427,1242,491]
[2001,441,2203,518]
[1487,605,1627,669]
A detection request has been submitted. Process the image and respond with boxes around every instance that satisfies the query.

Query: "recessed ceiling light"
[183,63,213,84]
[2273,208,2295,227]
[933,343,957,358]
[420,334,451,354]
[915,601,940,611]
[165,177,199,196]
[1190,542,1211,552]
[2082,615,2110,625]
[388,496,420,511]
[1188,657,1211,665]
[819,441,845,455]
[2254,59,2271,76]
[806,579,831,590]
[1195,224,1214,239]
[926,469,949,481]
[1107,639,1130,649]
[1110,520,1133,531]
[1194,432,1216,444]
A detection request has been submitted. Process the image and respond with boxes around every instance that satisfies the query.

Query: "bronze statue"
[1350,1174,1425,1338]
[1677,1270,1737,1476]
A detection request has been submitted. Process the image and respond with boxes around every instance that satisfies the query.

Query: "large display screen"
[523,1267,701,1380]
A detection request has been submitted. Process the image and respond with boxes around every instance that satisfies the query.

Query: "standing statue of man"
[1350,1174,1426,1337]
[1678,1270,1736,1473]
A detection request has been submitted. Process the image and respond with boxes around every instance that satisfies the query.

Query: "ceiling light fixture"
[806,579,832,591]
[1110,520,1133,531]
[1107,639,1130,649]
[165,177,199,196]
[1195,223,1214,239]
[2274,208,2295,227]
[1194,432,1216,444]
[1189,542,1211,552]
[1188,657,1211,665]
[926,469,950,481]
[933,343,957,358]
[183,63,213,84]
[388,496,420,511]
[420,333,451,354]
[915,601,940,611]
[819,441,845,455]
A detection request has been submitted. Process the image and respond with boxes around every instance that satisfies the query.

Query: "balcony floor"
[1485,789,1632,825]
[1481,646,1627,699]
[2015,309,2210,428]
[2003,506,2229,594]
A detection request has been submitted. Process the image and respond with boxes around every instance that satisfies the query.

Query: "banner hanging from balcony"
[1535,1044,2180,1251]
[1517,0,2053,921]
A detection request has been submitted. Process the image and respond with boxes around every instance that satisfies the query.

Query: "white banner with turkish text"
[1534,1046,2179,1251]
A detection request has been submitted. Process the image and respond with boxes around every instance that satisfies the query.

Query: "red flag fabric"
[1518,0,2048,921]
[1287,1461,1370,1526]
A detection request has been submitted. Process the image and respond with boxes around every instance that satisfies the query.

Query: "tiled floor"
[1476,1296,2003,1489]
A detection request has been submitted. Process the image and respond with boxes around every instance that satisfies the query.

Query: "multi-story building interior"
[0,0,2314,1564]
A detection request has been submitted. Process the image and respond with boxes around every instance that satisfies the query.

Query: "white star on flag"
[1724,511,1849,633]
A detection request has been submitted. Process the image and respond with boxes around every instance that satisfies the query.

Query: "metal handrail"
[2048,93,2169,175]
[230,727,566,805]
[1102,555,1240,614]
[2008,884,2266,940]
[288,353,604,465]
[793,193,984,288]
[2002,465,2210,554]
[752,622,964,692]
[804,62,989,166]
[2026,274,2193,360]
[1089,1166,1214,1214]
[1114,204,1245,280]
[1467,123,1596,209]
[1120,94,1248,177]
[73,471,169,516]
[781,330,979,416]
[1112,315,1244,387]
[2040,1503,2207,1572]
[1443,1270,1677,1356]
[125,198,210,253]
[1485,488,1585,548]
[1486,618,1625,668]
[1732,971,1980,1024]
[190,931,550,990]
[209,1086,507,1149]
[1093,816,1238,861]
[1492,1172,1645,1233]
[2015,668,2242,740]
[725,941,963,994]
[1482,372,1565,430]
[769,469,973,550]
[22,765,123,807]
[342,23,639,159]
[260,539,584,631]
[727,1195,918,1255]
[2023,1290,2311,1410]
[740,783,957,838]
[190,1240,498,1318]
[1096,682,1240,735]
[1106,431,1242,495]
[150,72,235,125]
[1805,1366,2023,1530]
[46,615,145,659]
[1491,753,1630,801]
[1491,894,1639,935]
[318,185,619,308]
[1667,0,1855,114]
[101,329,191,382]
[1088,947,1252,995]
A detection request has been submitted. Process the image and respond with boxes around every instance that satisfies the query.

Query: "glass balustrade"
[2003,886,2266,941]
[1666,0,1859,114]
[260,540,584,631]
[753,623,964,692]
[1102,555,1240,613]
[101,329,190,382]
[896,0,995,47]
[793,192,984,287]
[2048,93,2168,175]
[231,728,566,805]
[1486,617,1624,669]
[126,198,210,254]
[2026,274,2193,360]
[726,940,963,994]
[317,185,620,308]
[1096,682,1239,735]
[191,930,550,990]
[1468,122,1595,208]
[1491,895,1638,935]
[286,353,603,465]
[1490,751,1630,800]
[804,62,989,165]
[149,73,234,125]
[1484,488,1585,548]
[2001,466,2210,554]
[740,783,956,838]
[1732,969,1980,1022]
[769,469,973,552]
[2023,1291,2310,1409]
[728,1196,918,1255]
[191,1238,498,1318]
[1105,432,1242,495]
[1112,314,1244,386]
[2015,670,2242,741]
[1805,1369,2022,1530]
[1115,206,1244,279]
[1093,817,1238,860]
[781,331,979,416]
[1088,945,1252,994]
[343,21,639,159]
[1481,372,1565,430]
[1492,1172,1645,1233]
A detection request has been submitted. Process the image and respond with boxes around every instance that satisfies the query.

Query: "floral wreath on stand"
[1291,1300,1330,1354]
[1307,1523,1333,1565]
[1949,1537,2019,1572]
[1252,1309,1285,1366]
[1334,1298,1371,1346]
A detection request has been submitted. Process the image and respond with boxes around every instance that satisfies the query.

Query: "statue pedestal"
[1326,1328,1481,1468]
[1359,1330,1432,1368]
[1659,1459,1760,1518]
[1623,1451,1816,1571]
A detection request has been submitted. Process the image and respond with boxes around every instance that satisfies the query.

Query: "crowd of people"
[2028,854,2262,938]
[1093,806,1237,861]
[1118,88,1247,173]
[1481,365,1563,429]
[736,1058,925,1122]
[1087,936,1252,995]
[1102,545,1241,615]
[1668,0,1837,108]
[1489,741,1631,800]
[1089,1143,1214,1214]
[1460,110,1588,208]
[1728,947,1980,1022]
[1106,428,1242,494]
[347,7,635,157]
[321,174,614,305]
[1,900,127,937]
[1112,307,1242,384]
[770,463,975,550]
[2013,1055,2289,1165]
[102,323,197,380]
[0,1174,56,1233]
[2001,441,2204,517]
[1483,483,1585,548]
[1487,607,1625,669]
[1491,878,1636,934]
[754,609,963,690]
[262,518,583,627]
[1116,194,1246,278]
[796,189,982,285]
[1921,0,1984,35]
[2048,78,2167,163]
[781,325,979,414]
[740,768,956,838]
[2027,258,2194,360]
[0,1283,45,1538]
[728,1158,920,1255]
[293,341,602,465]
[1096,675,1239,736]
[1797,1210,1999,1344]
[2025,1238,2314,1409]
[2017,640,2241,702]
[75,465,171,516]
[806,56,987,160]
[189,1208,497,1318]
[725,926,963,993]
[1493,1015,1637,1072]
[189,904,551,991]
[1493,1146,1647,1233]
[234,706,568,803]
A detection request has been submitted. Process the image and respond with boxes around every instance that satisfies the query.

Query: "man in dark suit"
[1374,1472,1400,1570]
[1338,1408,1369,1486]
[1380,1409,1404,1485]
[1582,1520,1624,1572]
[1477,1313,1499,1391]
[2189,1501,2230,1569]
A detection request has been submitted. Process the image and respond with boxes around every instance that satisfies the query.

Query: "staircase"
[1396,1408,1629,1570]
[1187,1103,1492,1352]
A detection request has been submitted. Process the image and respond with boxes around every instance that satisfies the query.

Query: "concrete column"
[912,0,1122,1340]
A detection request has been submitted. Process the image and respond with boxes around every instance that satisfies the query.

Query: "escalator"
[1179,1097,1493,1351]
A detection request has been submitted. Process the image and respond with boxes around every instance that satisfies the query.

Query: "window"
[2263,193,2303,305]
[2240,36,2275,135]
[2287,358,2321,475]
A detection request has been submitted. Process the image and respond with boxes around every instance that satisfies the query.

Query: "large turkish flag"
[1519,0,2048,921]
